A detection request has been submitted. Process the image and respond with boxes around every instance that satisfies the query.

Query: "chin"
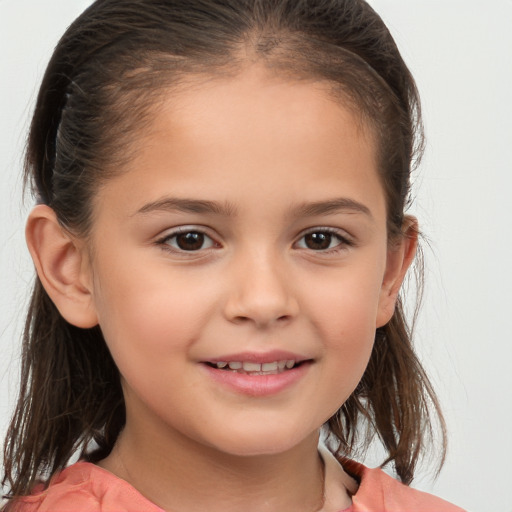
[205,425,319,458]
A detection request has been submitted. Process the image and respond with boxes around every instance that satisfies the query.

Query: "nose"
[223,250,299,328]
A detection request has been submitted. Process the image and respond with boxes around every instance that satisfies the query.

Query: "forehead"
[151,65,374,150]
[94,66,385,221]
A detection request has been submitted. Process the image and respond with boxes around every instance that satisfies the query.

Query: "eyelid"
[294,226,355,252]
[155,225,221,253]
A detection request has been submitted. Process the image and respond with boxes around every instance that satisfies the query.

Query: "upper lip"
[203,350,311,365]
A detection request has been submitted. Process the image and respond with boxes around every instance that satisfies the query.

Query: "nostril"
[223,288,299,326]
[233,315,251,324]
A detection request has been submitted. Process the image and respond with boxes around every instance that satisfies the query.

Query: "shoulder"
[7,462,163,512]
[342,459,466,512]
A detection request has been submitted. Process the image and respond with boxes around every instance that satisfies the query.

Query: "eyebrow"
[291,198,373,218]
[135,196,372,219]
[135,197,238,216]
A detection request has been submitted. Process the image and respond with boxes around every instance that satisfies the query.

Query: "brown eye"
[163,230,216,252]
[296,230,349,252]
[304,232,333,250]
[176,232,205,251]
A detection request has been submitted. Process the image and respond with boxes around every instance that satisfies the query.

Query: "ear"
[26,205,98,328]
[376,216,418,328]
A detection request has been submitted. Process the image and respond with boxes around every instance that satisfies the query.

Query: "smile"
[206,360,299,374]
[201,355,312,396]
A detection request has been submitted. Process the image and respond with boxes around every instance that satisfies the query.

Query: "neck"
[101,424,325,512]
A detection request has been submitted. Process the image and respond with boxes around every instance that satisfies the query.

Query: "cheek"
[303,262,384,391]
[91,261,213,358]
[307,265,384,338]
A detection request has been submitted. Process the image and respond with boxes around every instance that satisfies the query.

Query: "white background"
[1,1,511,511]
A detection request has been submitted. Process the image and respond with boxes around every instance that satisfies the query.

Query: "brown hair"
[2,0,445,500]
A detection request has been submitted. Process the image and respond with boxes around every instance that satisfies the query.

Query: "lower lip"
[201,362,311,397]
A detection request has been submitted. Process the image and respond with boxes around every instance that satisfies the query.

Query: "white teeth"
[213,359,299,372]
[262,361,278,371]
[243,362,262,372]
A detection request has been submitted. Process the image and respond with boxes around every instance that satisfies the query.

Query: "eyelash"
[155,227,354,255]
[156,227,219,254]
[295,228,354,254]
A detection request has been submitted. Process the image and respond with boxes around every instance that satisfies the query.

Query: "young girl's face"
[80,66,409,457]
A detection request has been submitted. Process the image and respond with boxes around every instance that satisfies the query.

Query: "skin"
[27,65,416,512]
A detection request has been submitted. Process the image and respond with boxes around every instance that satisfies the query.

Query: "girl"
[2,0,465,511]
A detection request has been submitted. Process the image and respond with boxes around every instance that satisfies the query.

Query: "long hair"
[3,0,445,499]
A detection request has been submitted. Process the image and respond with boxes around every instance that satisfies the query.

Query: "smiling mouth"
[204,360,307,375]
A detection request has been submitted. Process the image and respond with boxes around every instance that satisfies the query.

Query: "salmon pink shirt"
[9,450,465,512]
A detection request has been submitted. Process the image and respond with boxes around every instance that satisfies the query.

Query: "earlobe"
[26,205,98,328]
[376,216,418,328]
